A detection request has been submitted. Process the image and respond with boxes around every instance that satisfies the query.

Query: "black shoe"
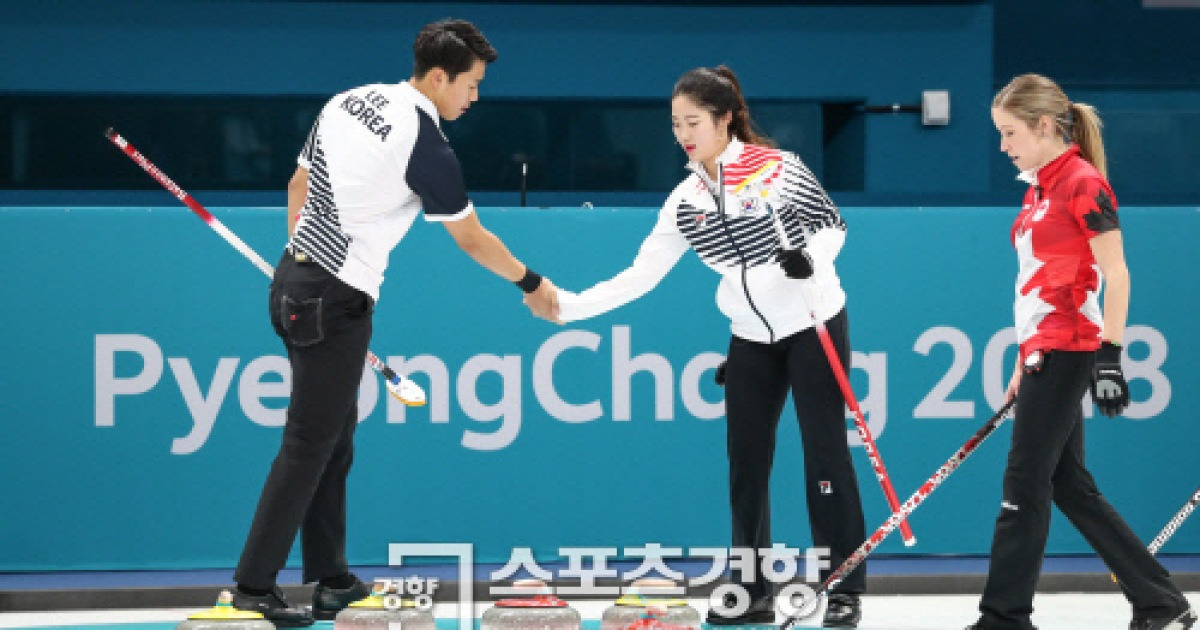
[964,621,1037,630]
[313,576,372,620]
[231,586,314,627]
[1130,607,1198,630]
[823,593,861,628]
[706,593,775,626]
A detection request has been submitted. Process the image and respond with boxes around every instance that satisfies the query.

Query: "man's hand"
[523,277,562,324]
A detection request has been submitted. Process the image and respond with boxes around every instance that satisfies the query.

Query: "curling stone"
[481,579,581,630]
[601,579,700,630]
[334,578,436,630]
[619,605,694,630]
[176,590,273,630]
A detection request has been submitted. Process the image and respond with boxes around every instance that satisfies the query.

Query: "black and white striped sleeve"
[778,153,846,263]
[780,153,845,233]
[557,194,690,322]
[297,114,321,170]
[406,109,473,222]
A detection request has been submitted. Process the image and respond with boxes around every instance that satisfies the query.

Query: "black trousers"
[979,351,1188,629]
[234,252,374,588]
[723,309,867,598]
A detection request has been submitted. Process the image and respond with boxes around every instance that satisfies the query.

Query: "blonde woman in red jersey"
[968,73,1194,630]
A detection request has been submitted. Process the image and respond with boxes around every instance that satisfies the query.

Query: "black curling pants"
[978,350,1189,629]
[723,309,867,599]
[234,251,373,588]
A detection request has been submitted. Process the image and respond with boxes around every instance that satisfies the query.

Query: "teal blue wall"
[993,0,1200,88]
[0,1,994,195]
[5,1,1196,200]
[1,204,1195,570]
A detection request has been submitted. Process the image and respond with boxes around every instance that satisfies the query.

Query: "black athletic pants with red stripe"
[235,252,373,588]
[723,308,867,599]
[978,350,1189,629]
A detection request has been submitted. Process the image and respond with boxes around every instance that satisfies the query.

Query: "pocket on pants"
[280,295,324,346]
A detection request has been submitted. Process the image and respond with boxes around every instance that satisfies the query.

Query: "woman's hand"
[1006,362,1022,402]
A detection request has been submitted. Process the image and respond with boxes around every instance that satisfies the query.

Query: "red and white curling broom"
[743,159,917,547]
[105,128,426,407]
[780,398,1017,629]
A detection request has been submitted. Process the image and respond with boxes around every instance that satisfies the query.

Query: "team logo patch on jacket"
[1083,190,1120,233]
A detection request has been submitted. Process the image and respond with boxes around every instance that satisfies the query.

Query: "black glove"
[1091,341,1130,417]
[714,361,727,386]
[777,247,814,279]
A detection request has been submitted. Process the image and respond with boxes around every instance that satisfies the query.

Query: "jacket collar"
[400,81,441,129]
[1017,144,1080,187]
[686,138,746,183]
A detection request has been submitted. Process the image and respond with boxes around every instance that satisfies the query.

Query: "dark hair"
[413,19,498,81]
[672,65,774,147]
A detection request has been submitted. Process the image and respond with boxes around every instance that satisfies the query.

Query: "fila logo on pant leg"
[1002,500,1020,511]
[820,481,833,495]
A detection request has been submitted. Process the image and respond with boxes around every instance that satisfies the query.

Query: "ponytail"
[673,65,775,147]
[711,66,774,147]
[1069,101,1107,180]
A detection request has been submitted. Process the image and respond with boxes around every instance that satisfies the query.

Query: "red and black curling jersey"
[1011,144,1120,359]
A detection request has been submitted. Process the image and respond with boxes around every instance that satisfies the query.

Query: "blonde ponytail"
[1069,102,1107,179]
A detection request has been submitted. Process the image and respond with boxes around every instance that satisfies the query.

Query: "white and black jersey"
[558,140,847,344]
[291,82,473,301]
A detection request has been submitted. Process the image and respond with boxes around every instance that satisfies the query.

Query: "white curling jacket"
[557,139,847,344]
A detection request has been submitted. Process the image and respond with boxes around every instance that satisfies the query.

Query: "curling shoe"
[706,592,775,625]
[1129,607,1198,630]
[231,585,314,627]
[313,575,372,620]
[823,593,862,628]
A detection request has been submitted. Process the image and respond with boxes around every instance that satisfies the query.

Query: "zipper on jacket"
[712,161,776,344]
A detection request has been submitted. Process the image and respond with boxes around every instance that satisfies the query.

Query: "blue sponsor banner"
[0,205,1195,571]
